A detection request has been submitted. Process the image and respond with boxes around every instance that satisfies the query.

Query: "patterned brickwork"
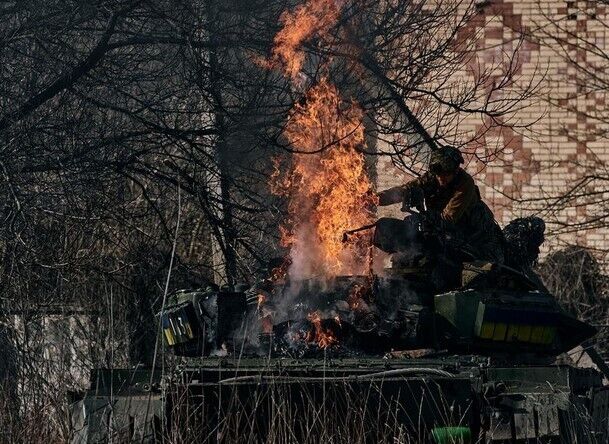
[376,0,609,259]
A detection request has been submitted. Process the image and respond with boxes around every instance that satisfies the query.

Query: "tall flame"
[263,0,376,350]
[265,0,376,280]
[271,78,376,278]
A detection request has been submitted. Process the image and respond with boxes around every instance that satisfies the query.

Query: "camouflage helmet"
[429,145,464,175]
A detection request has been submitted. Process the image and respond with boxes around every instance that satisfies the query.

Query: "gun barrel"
[342,222,378,242]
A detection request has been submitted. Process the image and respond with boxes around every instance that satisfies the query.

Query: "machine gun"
[343,187,547,294]
[342,185,478,261]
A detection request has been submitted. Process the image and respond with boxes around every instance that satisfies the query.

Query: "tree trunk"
[207,0,237,286]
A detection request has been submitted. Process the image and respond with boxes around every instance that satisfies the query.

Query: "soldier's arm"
[377,186,406,206]
[441,175,477,223]
[377,177,425,206]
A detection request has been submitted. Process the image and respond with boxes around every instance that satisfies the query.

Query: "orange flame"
[266,0,376,279]
[271,78,376,278]
[307,311,338,348]
[270,0,344,81]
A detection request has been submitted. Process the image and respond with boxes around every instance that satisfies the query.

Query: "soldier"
[377,146,505,264]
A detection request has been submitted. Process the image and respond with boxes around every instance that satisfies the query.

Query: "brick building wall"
[376,0,609,259]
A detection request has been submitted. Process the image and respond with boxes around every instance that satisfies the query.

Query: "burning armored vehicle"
[69,58,609,444]
[70,37,609,444]
[70,211,609,443]
[69,2,609,441]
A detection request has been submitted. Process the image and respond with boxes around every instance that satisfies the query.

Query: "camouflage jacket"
[378,169,504,263]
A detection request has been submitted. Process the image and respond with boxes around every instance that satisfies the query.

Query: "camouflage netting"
[503,216,546,270]
[537,246,609,360]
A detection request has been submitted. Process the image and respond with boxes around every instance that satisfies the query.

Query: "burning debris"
[306,311,339,349]
[252,275,383,357]
[237,272,431,358]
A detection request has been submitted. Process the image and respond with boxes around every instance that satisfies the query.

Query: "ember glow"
[269,259,290,282]
[347,282,370,310]
[307,311,338,349]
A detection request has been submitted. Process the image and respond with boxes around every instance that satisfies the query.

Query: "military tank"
[70,246,609,443]
[66,56,609,440]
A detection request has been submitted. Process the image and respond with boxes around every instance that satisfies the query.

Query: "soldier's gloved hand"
[400,187,425,213]
[400,188,413,212]
[419,211,442,235]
